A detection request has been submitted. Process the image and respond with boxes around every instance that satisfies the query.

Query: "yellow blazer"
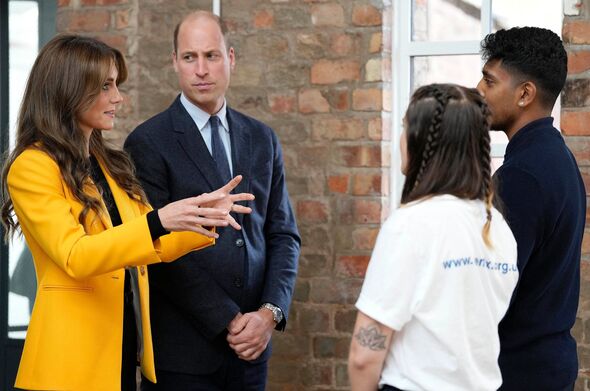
[7,148,214,391]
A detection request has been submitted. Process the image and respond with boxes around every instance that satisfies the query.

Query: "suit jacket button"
[140,266,145,276]
[233,277,243,288]
[235,238,244,247]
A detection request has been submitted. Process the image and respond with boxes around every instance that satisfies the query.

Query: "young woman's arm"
[348,310,394,391]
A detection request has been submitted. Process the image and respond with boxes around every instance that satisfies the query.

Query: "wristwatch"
[259,303,283,324]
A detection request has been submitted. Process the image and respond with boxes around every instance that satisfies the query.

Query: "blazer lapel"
[169,97,224,191]
[227,108,252,224]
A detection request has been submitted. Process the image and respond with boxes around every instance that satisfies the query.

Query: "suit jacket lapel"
[227,108,252,224]
[169,96,224,191]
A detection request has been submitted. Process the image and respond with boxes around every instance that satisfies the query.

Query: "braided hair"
[401,83,495,247]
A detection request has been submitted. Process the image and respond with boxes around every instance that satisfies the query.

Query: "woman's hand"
[199,175,254,230]
[157,175,254,238]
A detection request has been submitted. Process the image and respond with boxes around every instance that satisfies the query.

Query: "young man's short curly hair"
[481,26,567,108]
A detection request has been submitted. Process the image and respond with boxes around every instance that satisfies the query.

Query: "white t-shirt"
[356,195,518,391]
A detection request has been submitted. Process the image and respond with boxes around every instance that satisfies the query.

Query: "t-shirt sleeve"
[356,212,423,331]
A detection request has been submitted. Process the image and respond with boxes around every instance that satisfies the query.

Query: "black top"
[494,118,586,390]
[89,156,168,239]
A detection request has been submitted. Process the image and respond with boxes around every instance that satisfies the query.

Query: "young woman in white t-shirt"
[348,83,518,391]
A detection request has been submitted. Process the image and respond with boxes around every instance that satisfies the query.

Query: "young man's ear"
[517,81,537,108]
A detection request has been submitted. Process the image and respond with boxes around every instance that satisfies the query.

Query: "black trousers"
[140,356,268,391]
[121,271,138,391]
[381,386,403,391]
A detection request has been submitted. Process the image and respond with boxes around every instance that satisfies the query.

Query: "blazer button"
[235,238,245,247]
[140,266,145,276]
[233,277,243,288]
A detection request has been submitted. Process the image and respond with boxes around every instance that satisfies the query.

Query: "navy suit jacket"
[124,96,301,374]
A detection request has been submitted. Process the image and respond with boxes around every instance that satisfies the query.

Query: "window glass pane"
[412,0,482,42]
[411,54,482,92]
[8,0,39,339]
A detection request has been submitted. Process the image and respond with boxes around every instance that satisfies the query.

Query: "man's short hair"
[173,11,229,54]
[481,27,567,108]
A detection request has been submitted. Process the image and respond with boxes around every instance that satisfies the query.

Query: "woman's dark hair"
[480,27,567,108]
[401,83,494,246]
[1,34,148,238]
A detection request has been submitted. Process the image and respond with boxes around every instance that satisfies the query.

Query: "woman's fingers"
[225,214,242,230]
[219,175,243,193]
[191,225,219,239]
[230,192,255,203]
[194,192,226,206]
[195,207,229,218]
[231,205,252,214]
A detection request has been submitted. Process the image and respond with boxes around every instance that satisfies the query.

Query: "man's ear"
[172,51,178,73]
[228,47,236,71]
[518,81,537,108]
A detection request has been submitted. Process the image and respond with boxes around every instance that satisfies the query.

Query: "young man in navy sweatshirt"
[477,27,586,390]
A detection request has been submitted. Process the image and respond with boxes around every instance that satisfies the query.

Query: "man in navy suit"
[125,10,301,391]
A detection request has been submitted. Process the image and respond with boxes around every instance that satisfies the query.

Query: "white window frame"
[391,0,496,205]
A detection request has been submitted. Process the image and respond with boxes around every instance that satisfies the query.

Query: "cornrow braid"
[476,96,494,247]
[413,87,450,191]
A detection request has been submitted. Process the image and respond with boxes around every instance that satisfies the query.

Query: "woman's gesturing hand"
[157,175,254,238]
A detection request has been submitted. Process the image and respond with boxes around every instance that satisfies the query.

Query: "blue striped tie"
[209,115,232,184]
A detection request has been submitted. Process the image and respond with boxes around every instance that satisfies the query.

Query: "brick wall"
[56,0,589,390]
[221,1,391,389]
[564,1,590,390]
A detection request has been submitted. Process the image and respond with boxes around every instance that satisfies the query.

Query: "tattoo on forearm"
[354,325,387,351]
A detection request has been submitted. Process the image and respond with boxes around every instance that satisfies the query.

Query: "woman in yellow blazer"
[0,34,254,391]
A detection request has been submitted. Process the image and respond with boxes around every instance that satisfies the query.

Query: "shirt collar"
[505,117,554,157]
[179,93,229,133]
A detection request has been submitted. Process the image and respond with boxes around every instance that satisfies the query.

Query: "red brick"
[352,173,384,195]
[368,117,382,140]
[328,175,350,193]
[95,34,126,52]
[331,33,359,56]
[352,227,379,250]
[352,88,382,111]
[337,145,383,167]
[298,89,330,113]
[309,278,363,305]
[354,199,383,223]
[81,0,127,4]
[323,87,350,111]
[115,9,129,30]
[337,255,370,277]
[300,362,333,387]
[584,230,590,256]
[58,0,71,6]
[352,4,382,27]
[562,111,590,136]
[297,200,329,223]
[335,309,357,332]
[269,92,296,113]
[313,336,351,358]
[563,21,590,44]
[297,306,330,333]
[568,50,590,74]
[311,60,360,85]
[312,117,364,140]
[254,10,274,29]
[311,3,345,27]
[65,11,110,32]
[369,32,382,53]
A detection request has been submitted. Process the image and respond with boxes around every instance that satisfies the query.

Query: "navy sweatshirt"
[495,118,586,390]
